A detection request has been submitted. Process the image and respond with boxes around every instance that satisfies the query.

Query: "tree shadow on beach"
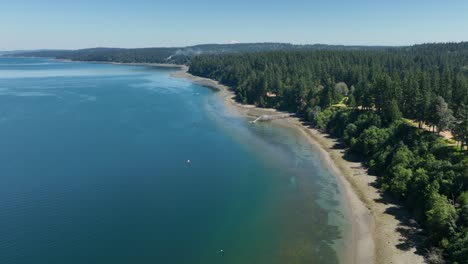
[383,204,426,255]
[299,119,314,129]
[374,192,427,257]
[298,118,427,258]
[330,141,346,150]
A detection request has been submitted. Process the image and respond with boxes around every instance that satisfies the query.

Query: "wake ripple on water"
[0,90,62,98]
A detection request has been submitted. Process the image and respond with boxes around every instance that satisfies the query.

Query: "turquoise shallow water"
[0,57,351,264]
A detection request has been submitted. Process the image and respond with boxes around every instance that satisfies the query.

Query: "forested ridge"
[188,42,468,263]
[10,43,389,64]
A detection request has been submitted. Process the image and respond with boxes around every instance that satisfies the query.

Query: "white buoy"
[187,159,191,163]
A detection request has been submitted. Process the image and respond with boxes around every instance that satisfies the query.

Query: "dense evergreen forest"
[11,43,389,64]
[188,42,468,263]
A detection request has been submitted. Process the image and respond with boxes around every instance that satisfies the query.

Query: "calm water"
[0,57,351,264]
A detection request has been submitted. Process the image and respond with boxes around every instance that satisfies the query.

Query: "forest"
[188,42,468,263]
[11,43,388,64]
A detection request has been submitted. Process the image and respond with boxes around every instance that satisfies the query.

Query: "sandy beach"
[172,66,426,264]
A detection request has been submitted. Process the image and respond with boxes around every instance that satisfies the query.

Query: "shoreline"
[171,67,374,263]
[52,59,424,263]
[53,59,187,69]
[171,66,425,264]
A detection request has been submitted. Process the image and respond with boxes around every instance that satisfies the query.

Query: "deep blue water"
[0,57,350,264]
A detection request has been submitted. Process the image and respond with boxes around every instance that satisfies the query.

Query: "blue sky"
[1,0,467,49]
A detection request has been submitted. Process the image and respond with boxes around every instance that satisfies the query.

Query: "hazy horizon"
[2,41,466,52]
[2,0,468,50]
[2,38,466,52]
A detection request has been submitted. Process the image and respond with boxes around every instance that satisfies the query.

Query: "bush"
[352,126,390,158]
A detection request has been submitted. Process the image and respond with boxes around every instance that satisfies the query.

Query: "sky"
[1,0,467,50]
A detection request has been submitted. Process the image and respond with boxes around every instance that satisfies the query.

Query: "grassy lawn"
[331,97,348,108]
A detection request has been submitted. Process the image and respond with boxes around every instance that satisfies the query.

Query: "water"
[0,57,351,264]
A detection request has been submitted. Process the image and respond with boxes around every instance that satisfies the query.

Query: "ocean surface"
[0,57,351,264]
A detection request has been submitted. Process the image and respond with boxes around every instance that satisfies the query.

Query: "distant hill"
[7,43,391,64]
[0,50,59,56]
[0,49,70,56]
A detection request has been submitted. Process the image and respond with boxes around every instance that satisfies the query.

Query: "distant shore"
[54,59,187,69]
[171,66,425,264]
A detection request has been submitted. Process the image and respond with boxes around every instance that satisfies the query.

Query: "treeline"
[14,47,184,64]
[189,44,468,149]
[11,42,390,65]
[188,43,468,263]
[325,110,467,263]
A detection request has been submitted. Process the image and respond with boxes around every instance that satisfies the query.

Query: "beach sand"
[172,66,426,264]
